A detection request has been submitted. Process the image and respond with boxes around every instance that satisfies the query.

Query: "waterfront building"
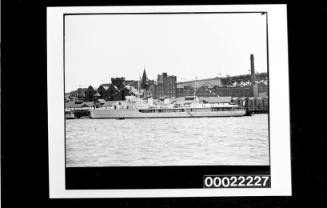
[196,86,211,97]
[166,74,177,98]
[153,72,177,98]
[143,83,154,98]
[178,85,195,97]
[176,83,267,98]
[177,77,222,88]
[258,82,268,97]
[214,86,253,97]
[184,86,194,96]
[76,88,86,100]
[176,86,185,97]
[177,85,212,97]
[174,54,267,98]
[154,82,164,98]
[124,80,138,89]
[68,88,86,101]
[144,80,155,98]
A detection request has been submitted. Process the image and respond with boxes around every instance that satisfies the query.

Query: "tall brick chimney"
[250,54,256,84]
[250,54,258,97]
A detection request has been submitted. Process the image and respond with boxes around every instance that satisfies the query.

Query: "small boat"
[65,110,75,119]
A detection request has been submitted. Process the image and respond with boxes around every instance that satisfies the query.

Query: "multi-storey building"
[214,86,253,97]
[153,72,177,98]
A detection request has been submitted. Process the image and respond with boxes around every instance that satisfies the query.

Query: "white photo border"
[47,5,291,198]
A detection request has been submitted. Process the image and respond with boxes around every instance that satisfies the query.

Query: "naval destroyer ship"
[90,95,246,119]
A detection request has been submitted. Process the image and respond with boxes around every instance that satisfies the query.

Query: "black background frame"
[2,0,327,207]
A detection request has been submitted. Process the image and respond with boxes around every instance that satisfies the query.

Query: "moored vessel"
[65,110,75,119]
[90,96,246,119]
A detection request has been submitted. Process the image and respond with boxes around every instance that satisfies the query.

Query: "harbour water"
[66,114,269,167]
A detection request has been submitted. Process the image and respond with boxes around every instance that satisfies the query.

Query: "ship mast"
[194,77,197,97]
[137,76,141,98]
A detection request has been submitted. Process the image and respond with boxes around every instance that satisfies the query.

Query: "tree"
[85,85,95,101]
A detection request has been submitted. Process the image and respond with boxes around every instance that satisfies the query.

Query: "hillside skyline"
[67,71,268,93]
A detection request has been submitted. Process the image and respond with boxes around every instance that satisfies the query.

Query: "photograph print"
[65,12,269,167]
[47,5,291,197]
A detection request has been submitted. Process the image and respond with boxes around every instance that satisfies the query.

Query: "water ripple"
[66,114,269,167]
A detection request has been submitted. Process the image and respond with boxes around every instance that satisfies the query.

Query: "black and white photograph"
[47,5,291,197]
[65,12,269,167]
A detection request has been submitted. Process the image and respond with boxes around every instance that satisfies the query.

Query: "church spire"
[141,66,148,90]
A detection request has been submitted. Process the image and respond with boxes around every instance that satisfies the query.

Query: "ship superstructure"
[90,95,246,119]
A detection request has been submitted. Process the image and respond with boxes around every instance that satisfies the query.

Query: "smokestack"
[250,54,258,98]
[250,54,256,84]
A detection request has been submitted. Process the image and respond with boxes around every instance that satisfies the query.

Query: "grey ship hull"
[90,108,246,119]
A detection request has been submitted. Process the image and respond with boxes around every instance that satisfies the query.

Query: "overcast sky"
[65,13,267,92]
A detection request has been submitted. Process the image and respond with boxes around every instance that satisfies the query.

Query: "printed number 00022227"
[203,175,271,188]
